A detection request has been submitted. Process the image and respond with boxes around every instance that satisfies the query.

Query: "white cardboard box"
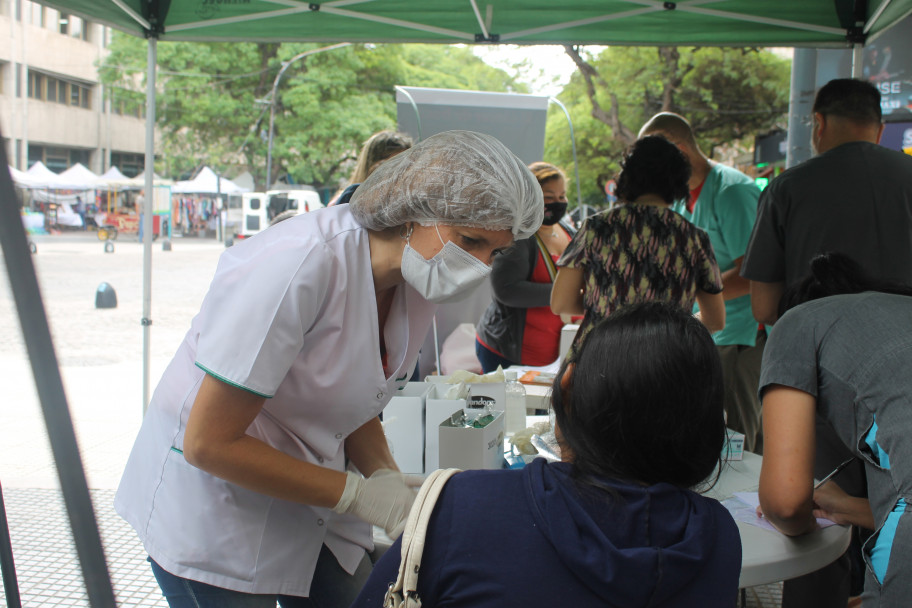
[424,384,467,472]
[383,382,434,474]
[559,324,579,362]
[438,409,505,471]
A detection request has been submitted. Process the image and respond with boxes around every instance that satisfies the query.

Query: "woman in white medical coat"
[114,130,543,608]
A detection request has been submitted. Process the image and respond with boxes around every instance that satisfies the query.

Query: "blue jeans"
[475,338,517,373]
[149,544,372,608]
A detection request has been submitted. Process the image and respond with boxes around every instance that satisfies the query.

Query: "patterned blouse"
[557,204,722,349]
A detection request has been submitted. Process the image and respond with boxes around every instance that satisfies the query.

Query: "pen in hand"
[814,457,856,490]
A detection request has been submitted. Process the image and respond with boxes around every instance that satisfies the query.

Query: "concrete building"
[1,0,146,175]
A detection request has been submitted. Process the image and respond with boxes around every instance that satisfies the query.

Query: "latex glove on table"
[332,469,424,538]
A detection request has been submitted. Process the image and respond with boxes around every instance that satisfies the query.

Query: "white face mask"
[400,225,492,303]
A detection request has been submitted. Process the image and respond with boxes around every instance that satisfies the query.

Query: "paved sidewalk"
[0,231,783,607]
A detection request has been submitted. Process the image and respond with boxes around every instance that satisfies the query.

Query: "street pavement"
[0,230,783,607]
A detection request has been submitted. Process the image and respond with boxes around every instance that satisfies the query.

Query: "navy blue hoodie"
[351,458,741,607]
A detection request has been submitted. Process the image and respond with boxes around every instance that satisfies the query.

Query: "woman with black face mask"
[475,162,577,372]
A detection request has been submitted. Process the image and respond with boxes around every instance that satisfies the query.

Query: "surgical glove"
[332,469,421,538]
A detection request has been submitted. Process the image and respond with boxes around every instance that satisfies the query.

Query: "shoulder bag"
[382,468,461,608]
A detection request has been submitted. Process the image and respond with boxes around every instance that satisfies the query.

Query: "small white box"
[559,324,579,362]
[723,429,745,461]
[383,382,434,474]
[438,409,505,471]
[424,384,467,472]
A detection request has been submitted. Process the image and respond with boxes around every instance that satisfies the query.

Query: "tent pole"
[851,43,864,78]
[549,97,583,217]
[786,48,817,169]
[142,36,157,413]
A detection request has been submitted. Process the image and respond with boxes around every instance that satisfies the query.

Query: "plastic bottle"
[503,370,527,435]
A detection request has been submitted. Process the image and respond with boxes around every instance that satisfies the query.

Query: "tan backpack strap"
[384,468,461,608]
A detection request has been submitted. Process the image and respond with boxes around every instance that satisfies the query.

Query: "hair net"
[349,130,543,240]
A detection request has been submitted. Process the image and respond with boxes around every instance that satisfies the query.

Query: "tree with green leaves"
[545,46,790,208]
[99,36,525,192]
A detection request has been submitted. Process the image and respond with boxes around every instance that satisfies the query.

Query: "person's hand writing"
[812,481,875,530]
[332,469,423,538]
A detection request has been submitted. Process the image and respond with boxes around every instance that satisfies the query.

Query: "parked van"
[226,192,268,240]
[266,187,324,223]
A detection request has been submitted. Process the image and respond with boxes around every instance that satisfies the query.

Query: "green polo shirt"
[673,163,761,346]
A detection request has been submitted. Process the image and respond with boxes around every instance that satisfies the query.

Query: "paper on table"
[721,492,839,534]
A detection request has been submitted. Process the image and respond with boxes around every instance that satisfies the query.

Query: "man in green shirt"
[640,113,763,452]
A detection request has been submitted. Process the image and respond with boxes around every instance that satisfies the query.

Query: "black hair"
[615,136,691,205]
[813,79,882,125]
[551,302,725,490]
[779,252,912,318]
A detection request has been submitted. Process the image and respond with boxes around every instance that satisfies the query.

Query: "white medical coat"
[114,205,437,596]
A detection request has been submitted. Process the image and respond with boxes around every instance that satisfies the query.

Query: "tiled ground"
[0,488,163,607]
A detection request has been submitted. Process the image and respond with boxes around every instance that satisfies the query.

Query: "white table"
[706,452,852,589]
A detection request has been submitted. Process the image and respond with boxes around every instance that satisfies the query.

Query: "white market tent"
[24,161,66,188]
[95,166,133,190]
[8,165,43,189]
[171,166,247,194]
[58,163,99,190]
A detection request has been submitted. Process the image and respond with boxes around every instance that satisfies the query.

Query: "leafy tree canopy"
[545,46,790,208]
[99,37,525,191]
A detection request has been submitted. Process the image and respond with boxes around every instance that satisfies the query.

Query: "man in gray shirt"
[743,78,912,325]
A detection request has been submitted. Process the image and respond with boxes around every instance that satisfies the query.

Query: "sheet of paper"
[722,492,839,534]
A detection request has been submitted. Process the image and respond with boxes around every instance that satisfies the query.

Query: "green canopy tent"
[3,1,912,605]
[24,0,912,45]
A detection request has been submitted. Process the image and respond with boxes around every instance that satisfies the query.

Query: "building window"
[16,63,21,97]
[111,152,145,177]
[27,71,43,99]
[58,12,68,35]
[29,145,91,172]
[28,2,44,27]
[25,70,93,109]
[0,0,10,17]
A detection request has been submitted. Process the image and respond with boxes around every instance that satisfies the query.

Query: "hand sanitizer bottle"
[503,370,527,435]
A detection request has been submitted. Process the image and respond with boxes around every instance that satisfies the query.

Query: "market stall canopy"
[172,166,246,195]
[127,172,172,188]
[8,165,44,189]
[31,0,912,47]
[25,161,66,189]
[58,163,99,191]
[95,166,133,190]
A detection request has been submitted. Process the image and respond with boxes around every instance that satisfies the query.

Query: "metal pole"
[142,37,157,412]
[265,43,350,189]
[549,97,584,217]
[786,48,817,168]
[851,43,864,78]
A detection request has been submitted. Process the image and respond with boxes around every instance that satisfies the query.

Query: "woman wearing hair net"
[114,130,543,608]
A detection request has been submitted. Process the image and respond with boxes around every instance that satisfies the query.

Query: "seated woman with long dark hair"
[352,302,741,608]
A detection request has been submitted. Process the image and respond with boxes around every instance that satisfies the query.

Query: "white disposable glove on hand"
[332,469,423,538]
